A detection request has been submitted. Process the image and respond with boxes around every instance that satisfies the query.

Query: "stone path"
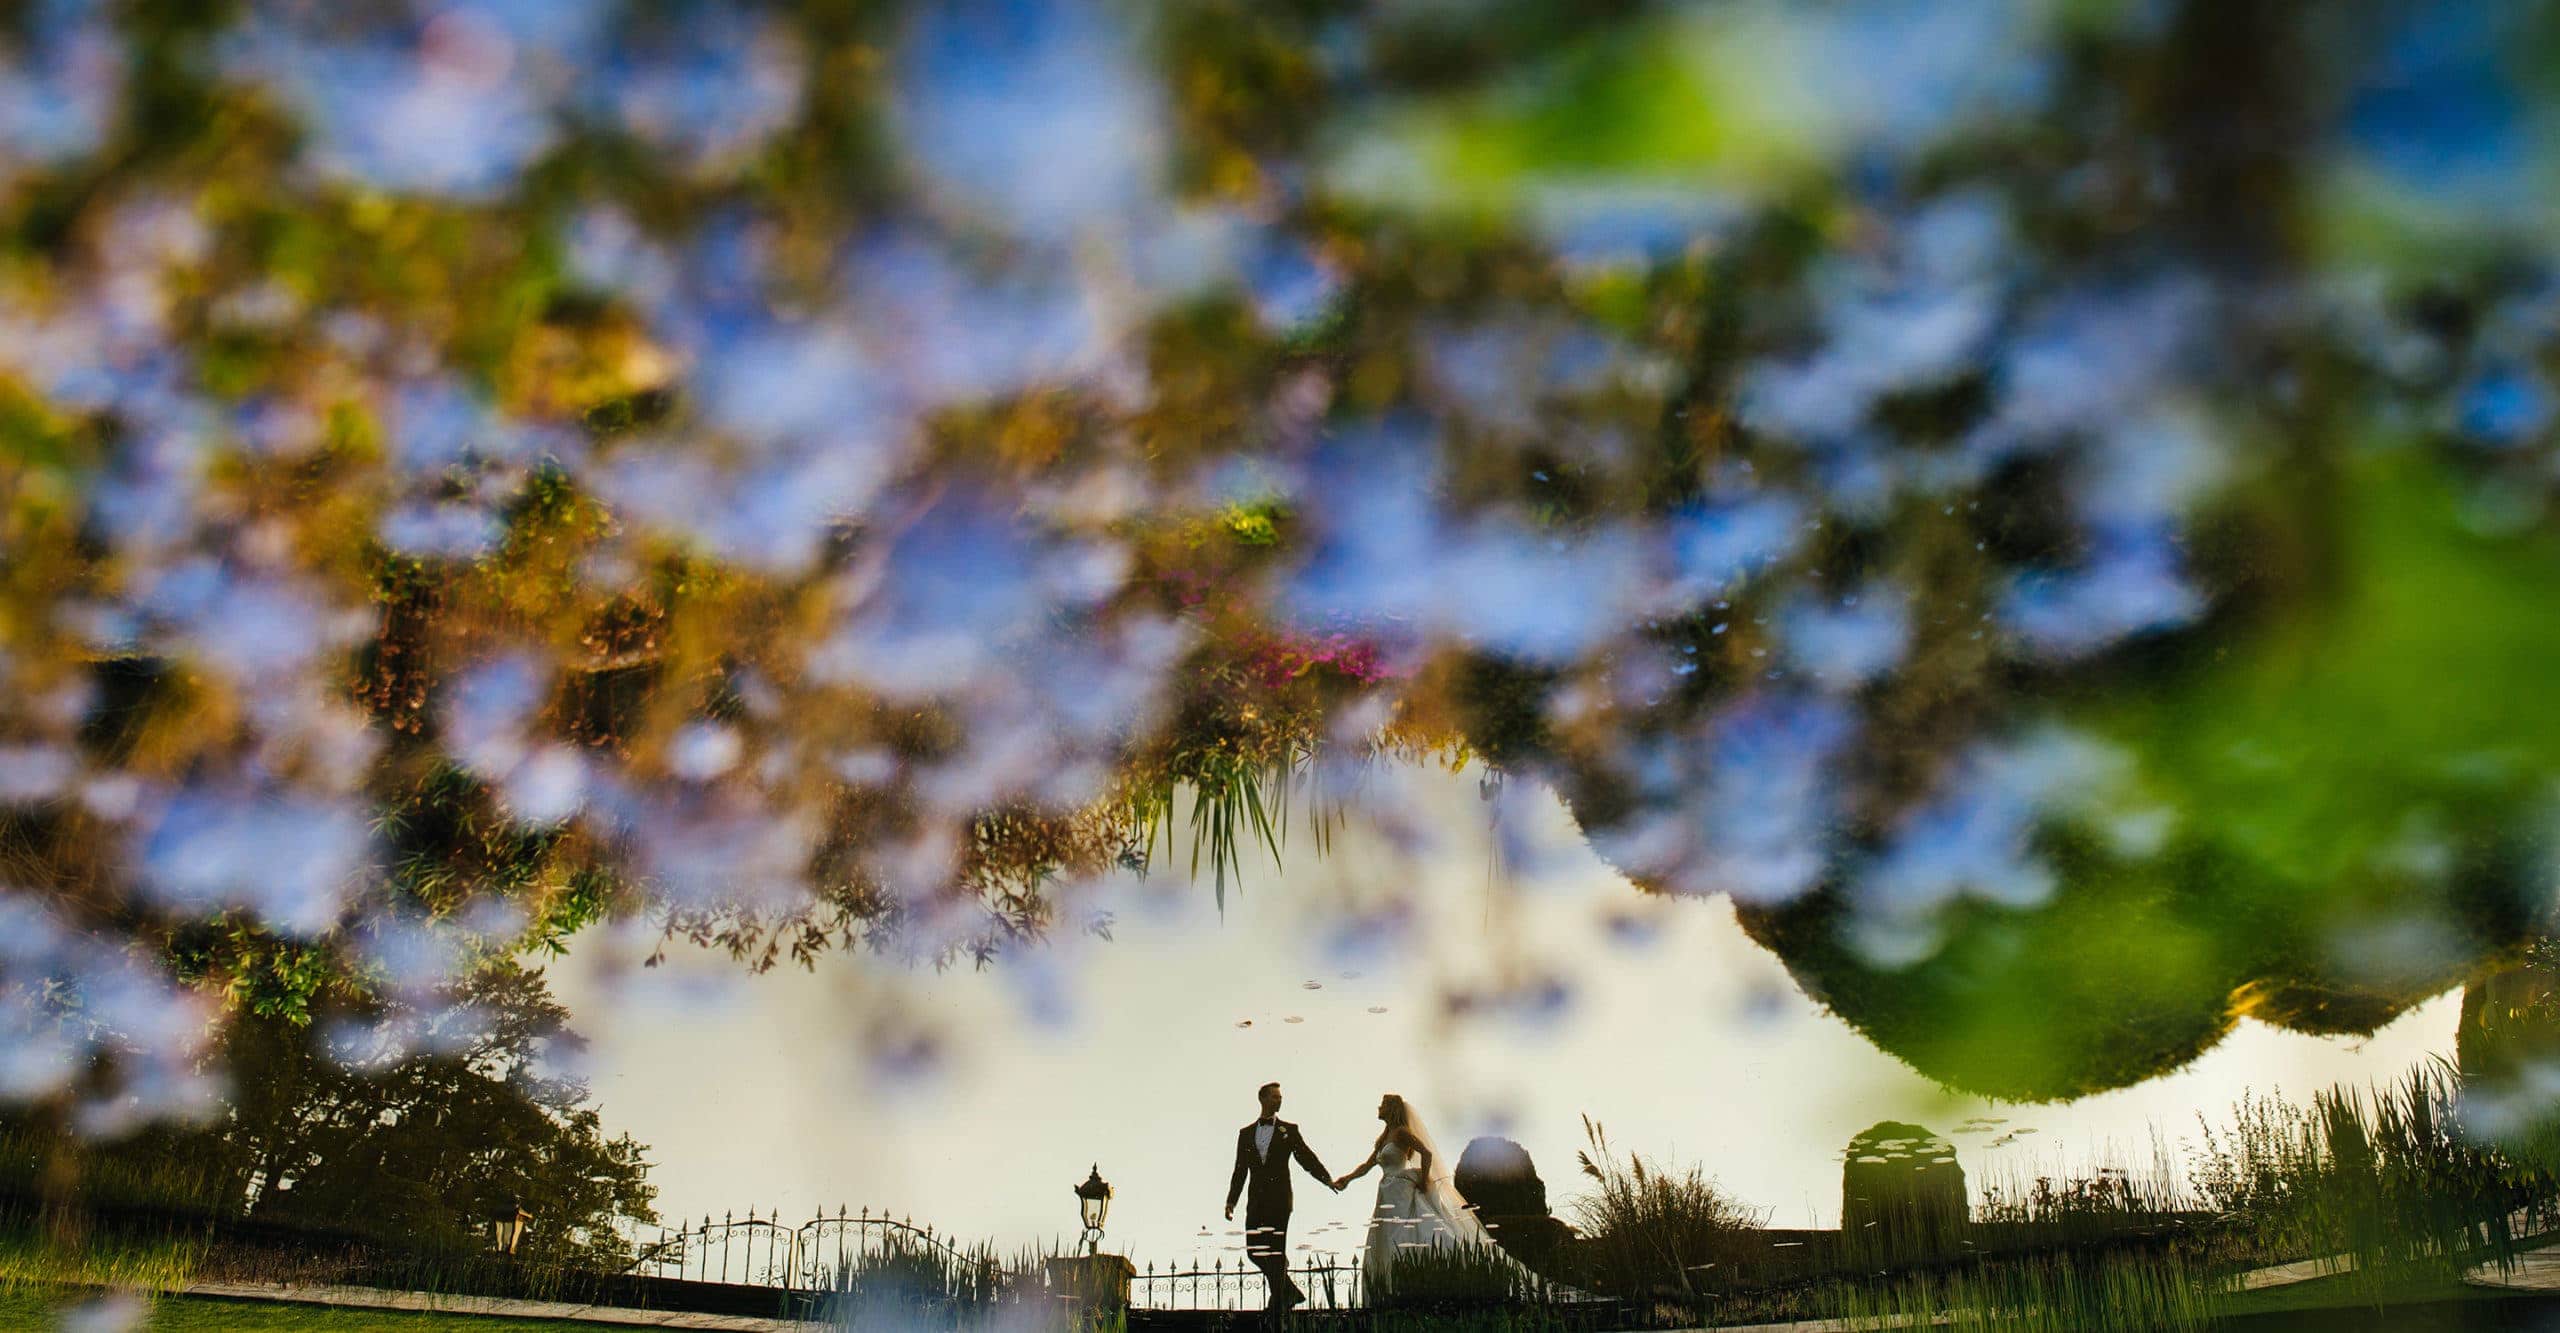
[2466,1246,2560,1292]
[2231,1252,2359,1290]
[2232,1224,2560,1295]
[176,1280,831,1330]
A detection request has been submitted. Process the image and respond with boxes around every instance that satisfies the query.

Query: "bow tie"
[1257,1118,1275,1127]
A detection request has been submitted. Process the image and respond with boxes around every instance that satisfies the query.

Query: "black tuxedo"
[1227,1118,1332,1308]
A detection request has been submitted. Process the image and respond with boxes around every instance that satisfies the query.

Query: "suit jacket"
[1228,1118,1332,1224]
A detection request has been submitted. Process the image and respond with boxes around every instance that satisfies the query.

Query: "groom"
[1225,1081,1337,1312]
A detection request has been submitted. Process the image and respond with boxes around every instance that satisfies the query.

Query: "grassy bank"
[0,1230,203,1295]
[0,1286,659,1331]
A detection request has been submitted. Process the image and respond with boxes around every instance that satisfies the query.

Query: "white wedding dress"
[1361,1138,1553,1298]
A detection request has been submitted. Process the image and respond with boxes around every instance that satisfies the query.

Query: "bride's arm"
[1385,1127,1432,1183]
[1331,1156,1375,1191]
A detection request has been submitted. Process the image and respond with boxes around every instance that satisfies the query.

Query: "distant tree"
[224,962,653,1264]
[5,961,653,1267]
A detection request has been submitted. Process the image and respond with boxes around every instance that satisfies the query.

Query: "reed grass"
[2186,1059,2557,1290]
[1820,1246,2221,1332]
[1563,1117,1769,1324]
[1562,1059,2558,1329]
[1367,1242,1556,1311]
[0,1125,237,1218]
[813,1231,1049,1327]
[0,1230,205,1296]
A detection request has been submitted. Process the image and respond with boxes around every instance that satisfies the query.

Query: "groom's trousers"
[1243,1210,1302,1308]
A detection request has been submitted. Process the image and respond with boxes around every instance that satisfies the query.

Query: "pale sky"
[548,762,2462,1265]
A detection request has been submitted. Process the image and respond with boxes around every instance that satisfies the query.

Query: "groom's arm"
[1291,1131,1335,1191]
[1226,1132,1251,1214]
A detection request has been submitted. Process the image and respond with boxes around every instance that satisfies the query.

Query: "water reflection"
[547,764,2486,1265]
[2460,940,2560,1168]
[1554,443,2560,1102]
[2,0,2560,1325]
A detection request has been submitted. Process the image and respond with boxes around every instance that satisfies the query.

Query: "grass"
[0,1227,1081,1332]
[0,1286,665,1329]
[1366,1242,1558,1311]
[811,1232,1055,1328]
[0,1215,816,1317]
[0,1121,238,1221]
[0,1230,205,1295]
[1823,1246,2219,1333]
[2216,1262,2529,1320]
[0,1172,1075,1328]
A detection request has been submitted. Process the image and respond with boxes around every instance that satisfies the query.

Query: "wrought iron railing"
[628,1205,1000,1292]
[1128,1254,1363,1311]
[634,1208,1623,1317]
[629,1208,1368,1312]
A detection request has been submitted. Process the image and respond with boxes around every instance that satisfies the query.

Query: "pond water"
[7,7,2560,1329]
[553,762,2468,1266]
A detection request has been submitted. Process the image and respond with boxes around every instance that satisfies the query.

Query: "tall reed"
[1367,1242,1554,1311]
[2187,1059,2557,1288]
[0,1231,203,1297]
[1824,1246,2219,1333]
[1566,1116,1767,1319]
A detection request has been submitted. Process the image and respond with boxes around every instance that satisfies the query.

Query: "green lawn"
[0,1287,659,1331]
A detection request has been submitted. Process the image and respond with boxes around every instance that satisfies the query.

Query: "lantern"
[1074,1163,1112,1253]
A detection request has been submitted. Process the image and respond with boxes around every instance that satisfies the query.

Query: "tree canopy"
[2,0,2559,1116]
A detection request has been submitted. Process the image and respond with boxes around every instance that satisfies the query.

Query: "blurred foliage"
[1742,444,2560,1097]
[2,0,2560,1125]
[2458,940,2560,1168]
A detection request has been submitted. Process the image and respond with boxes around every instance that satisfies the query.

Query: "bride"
[1329,1093,1557,1300]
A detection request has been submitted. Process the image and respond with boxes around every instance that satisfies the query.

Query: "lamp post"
[1074,1163,1112,1255]
[1049,1164,1132,1314]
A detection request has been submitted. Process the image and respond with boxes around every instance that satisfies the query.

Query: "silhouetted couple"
[1224,1082,1525,1313]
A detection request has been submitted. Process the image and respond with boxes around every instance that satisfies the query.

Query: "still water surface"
[553,763,2460,1265]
